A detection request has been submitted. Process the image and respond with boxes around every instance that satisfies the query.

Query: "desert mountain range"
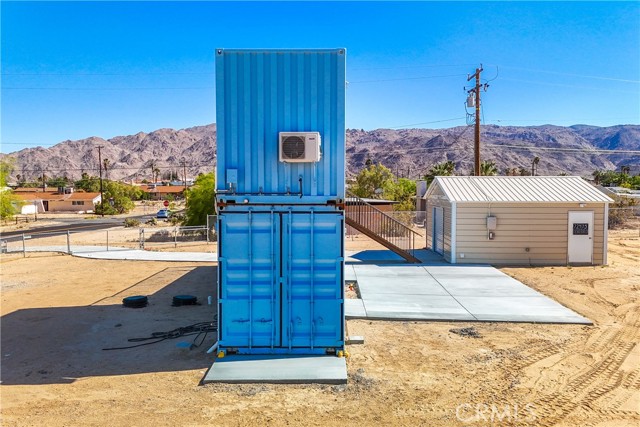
[3,124,639,183]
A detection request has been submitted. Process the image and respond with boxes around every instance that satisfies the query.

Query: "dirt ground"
[1,222,638,426]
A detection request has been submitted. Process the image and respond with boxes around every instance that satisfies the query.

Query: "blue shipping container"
[218,211,344,353]
[215,49,346,356]
[215,48,346,205]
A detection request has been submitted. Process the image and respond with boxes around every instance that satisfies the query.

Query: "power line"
[2,64,477,75]
[350,63,477,71]
[3,86,215,91]
[1,71,215,76]
[483,144,640,154]
[500,77,639,94]
[496,65,640,84]
[4,73,468,90]
[387,117,466,129]
[349,73,467,84]
[489,118,640,124]
[345,145,640,158]
[12,163,213,173]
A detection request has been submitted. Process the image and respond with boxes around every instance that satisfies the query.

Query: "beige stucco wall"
[425,185,453,263]
[48,199,97,212]
[454,202,606,265]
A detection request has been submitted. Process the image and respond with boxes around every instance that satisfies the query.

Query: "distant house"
[14,189,101,213]
[14,191,62,213]
[143,184,187,200]
[49,192,101,212]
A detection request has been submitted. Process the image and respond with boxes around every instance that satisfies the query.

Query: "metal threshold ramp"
[203,355,347,384]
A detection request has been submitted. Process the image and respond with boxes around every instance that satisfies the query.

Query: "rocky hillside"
[3,123,638,183]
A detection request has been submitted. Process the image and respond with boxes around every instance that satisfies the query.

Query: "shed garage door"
[433,207,444,255]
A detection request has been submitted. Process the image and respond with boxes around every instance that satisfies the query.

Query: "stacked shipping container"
[215,49,346,355]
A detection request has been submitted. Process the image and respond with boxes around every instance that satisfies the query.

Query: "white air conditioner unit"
[278,132,321,163]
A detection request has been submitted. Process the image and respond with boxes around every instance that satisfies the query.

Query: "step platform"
[203,355,347,384]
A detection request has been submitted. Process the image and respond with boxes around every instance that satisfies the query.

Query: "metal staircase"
[345,191,423,263]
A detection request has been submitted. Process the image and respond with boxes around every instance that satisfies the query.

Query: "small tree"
[0,159,22,220]
[350,163,394,198]
[184,172,215,226]
[383,178,416,211]
[94,181,142,215]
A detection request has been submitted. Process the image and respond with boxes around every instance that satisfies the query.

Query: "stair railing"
[345,190,422,261]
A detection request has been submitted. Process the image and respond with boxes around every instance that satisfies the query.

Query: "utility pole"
[467,65,484,176]
[181,159,187,194]
[97,146,104,217]
[40,166,46,192]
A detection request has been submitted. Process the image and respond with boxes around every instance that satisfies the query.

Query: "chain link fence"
[1,224,215,256]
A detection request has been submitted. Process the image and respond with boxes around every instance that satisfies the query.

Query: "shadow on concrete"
[1,266,218,385]
[346,249,447,265]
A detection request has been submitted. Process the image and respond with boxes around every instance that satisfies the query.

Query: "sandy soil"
[1,223,638,426]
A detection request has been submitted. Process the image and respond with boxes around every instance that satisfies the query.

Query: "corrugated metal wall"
[215,49,346,355]
[215,49,346,201]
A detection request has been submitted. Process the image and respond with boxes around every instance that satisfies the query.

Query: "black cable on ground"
[103,318,217,351]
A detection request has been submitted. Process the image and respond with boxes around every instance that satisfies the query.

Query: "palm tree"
[592,170,603,185]
[153,167,160,184]
[427,161,455,177]
[424,161,455,185]
[531,156,540,176]
[479,160,498,176]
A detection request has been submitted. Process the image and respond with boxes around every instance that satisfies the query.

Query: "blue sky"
[1,1,639,153]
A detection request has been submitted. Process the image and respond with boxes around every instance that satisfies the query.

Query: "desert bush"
[124,218,140,228]
[608,197,638,229]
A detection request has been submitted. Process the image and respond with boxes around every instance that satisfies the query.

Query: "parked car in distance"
[157,209,170,219]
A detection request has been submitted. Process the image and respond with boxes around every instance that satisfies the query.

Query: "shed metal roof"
[424,176,614,203]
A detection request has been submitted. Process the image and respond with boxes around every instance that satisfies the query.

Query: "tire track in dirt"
[530,324,638,427]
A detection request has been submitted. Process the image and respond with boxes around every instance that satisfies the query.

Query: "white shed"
[424,176,613,265]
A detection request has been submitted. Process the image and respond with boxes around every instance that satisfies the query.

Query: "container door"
[433,207,444,255]
[568,211,594,264]
[218,212,280,348]
[282,212,344,349]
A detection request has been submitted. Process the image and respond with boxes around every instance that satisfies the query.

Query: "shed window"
[72,201,85,206]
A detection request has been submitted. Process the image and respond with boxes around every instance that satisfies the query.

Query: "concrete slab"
[73,249,217,262]
[346,250,591,325]
[426,265,503,276]
[345,298,367,318]
[354,265,449,296]
[345,250,406,263]
[455,296,592,324]
[345,249,445,265]
[5,245,218,262]
[203,355,347,384]
[344,264,358,282]
[362,295,475,321]
[429,276,542,297]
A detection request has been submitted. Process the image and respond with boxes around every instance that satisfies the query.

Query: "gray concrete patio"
[345,262,591,324]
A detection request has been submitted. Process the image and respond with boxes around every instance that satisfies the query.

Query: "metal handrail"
[345,190,422,257]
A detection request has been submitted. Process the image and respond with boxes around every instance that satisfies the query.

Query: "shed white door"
[568,211,594,263]
[433,207,444,255]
